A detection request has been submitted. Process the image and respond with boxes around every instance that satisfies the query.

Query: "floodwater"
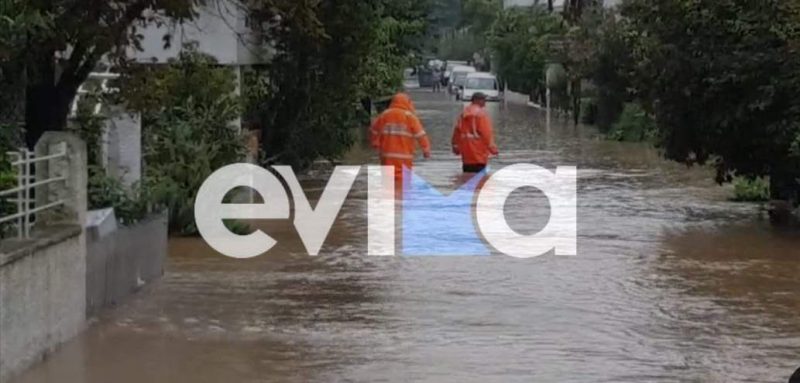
[13,89,800,383]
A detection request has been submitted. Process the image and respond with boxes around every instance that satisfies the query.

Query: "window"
[466,78,497,90]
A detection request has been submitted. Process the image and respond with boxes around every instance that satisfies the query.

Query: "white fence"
[0,146,68,239]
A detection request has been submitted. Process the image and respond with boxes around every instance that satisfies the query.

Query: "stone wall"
[0,226,85,382]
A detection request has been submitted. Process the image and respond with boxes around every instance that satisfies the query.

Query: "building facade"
[503,0,618,9]
[132,1,269,65]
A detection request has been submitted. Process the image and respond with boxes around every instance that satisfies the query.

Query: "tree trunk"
[571,79,581,125]
[24,60,78,148]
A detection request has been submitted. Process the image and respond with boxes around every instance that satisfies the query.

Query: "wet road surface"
[12,89,800,383]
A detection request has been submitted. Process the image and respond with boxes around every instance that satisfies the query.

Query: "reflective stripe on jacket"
[451,104,498,165]
[370,93,431,166]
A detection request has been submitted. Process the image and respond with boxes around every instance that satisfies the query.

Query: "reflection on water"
[13,90,800,383]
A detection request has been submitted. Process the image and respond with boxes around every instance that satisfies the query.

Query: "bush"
[116,49,245,235]
[68,103,105,168]
[732,177,770,202]
[608,102,656,142]
[68,101,157,226]
[87,166,153,225]
[142,99,244,235]
[0,124,20,238]
[0,167,15,239]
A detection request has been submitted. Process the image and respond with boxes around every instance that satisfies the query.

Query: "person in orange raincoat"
[370,93,432,179]
[451,92,498,173]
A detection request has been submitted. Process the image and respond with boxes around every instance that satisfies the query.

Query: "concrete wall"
[0,133,168,381]
[0,226,85,382]
[86,212,168,317]
[105,108,143,189]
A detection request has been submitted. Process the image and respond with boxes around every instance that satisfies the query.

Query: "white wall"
[503,0,565,9]
[132,1,269,65]
[502,0,618,9]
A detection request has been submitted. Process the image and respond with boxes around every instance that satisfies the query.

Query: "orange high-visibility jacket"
[370,93,431,169]
[452,104,498,165]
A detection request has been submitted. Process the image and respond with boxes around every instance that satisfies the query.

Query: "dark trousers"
[463,164,487,173]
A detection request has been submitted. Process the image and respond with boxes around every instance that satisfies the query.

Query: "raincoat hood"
[389,93,416,113]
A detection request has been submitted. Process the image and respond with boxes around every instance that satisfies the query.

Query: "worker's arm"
[478,113,499,155]
[369,116,383,150]
[409,115,432,159]
[451,118,461,155]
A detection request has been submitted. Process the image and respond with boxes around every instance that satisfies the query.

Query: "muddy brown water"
[12,89,800,383]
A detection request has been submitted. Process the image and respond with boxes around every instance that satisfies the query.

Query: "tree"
[427,0,463,37]
[576,9,635,131]
[461,0,502,36]
[621,0,800,203]
[362,0,428,98]
[247,0,427,168]
[455,0,501,65]
[0,1,52,126]
[0,0,199,148]
[561,0,607,124]
[489,6,564,100]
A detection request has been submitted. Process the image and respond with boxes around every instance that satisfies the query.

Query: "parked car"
[459,72,502,102]
[443,61,469,86]
[449,65,477,94]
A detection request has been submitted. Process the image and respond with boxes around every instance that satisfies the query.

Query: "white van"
[443,61,469,85]
[449,66,477,94]
[459,72,501,101]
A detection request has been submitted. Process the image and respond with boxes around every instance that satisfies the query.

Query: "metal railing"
[0,147,68,239]
[70,69,120,117]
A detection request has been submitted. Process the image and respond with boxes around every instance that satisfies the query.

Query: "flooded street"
[14,89,800,383]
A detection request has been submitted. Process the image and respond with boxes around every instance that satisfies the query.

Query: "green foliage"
[1,0,198,146]
[361,3,427,98]
[0,123,21,238]
[436,0,501,61]
[0,123,21,152]
[461,0,502,36]
[620,0,800,187]
[68,98,158,225]
[68,102,105,167]
[0,1,53,60]
[732,177,770,203]
[68,96,158,226]
[489,7,564,97]
[567,8,633,131]
[0,1,51,125]
[427,0,463,38]
[438,31,482,61]
[608,102,656,142]
[119,47,238,121]
[119,49,245,235]
[251,0,426,168]
[87,166,152,225]
[142,101,243,235]
[224,219,253,236]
